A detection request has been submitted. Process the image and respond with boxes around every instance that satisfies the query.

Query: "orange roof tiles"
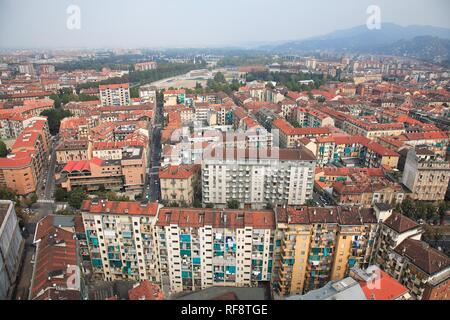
[159,164,200,179]
[81,199,159,216]
[359,269,409,300]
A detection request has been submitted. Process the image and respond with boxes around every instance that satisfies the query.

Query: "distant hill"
[376,36,450,63]
[263,23,450,62]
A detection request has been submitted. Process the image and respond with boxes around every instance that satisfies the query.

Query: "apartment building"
[273,206,378,296]
[272,118,330,148]
[372,204,449,300]
[99,83,131,106]
[331,176,406,207]
[134,61,157,71]
[315,135,399,169]
[59,158,123,192]
[55,140,91,165]
[0,201,24,299]
[155,207,275,294]
[381,238,450,300]
[11,130,47,179]
[0,152,38,195]
[31,215,85,300]
[92,140,146,161]
[202,147,316,209]
[294,108,335,128]
[164,89,186,106]
[159,164,201,206]
[81,199,161,282]
[342,119,405,138]
[402,148,450,201]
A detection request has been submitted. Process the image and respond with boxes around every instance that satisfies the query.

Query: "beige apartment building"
[402,148,450,201]
[273,206,378,296]
[159,164,200,205]
[55,140,91,165]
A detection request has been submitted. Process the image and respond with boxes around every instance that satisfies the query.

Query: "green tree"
[68,188,87,209]
[54,187,69,202]
[305,199,316,207]
[227,199,240,209]
[0,140,7,157]
[25,193,38,208]
[40,109,72,135]
[213,72,226,83]
[193,198,202,208]
[0,187,18,202]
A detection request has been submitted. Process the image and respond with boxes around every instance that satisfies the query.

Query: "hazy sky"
[1,0,450,49]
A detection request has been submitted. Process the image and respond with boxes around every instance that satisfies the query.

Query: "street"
[144,98,163,202]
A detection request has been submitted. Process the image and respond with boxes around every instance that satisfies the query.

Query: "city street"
[144,98,163,202]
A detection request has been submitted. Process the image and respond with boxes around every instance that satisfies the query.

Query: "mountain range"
[261,23,450,63]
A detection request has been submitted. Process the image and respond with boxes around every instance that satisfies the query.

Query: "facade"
[381,239,450,300]
[59,158,123,192]
[155,207,275,294]
[55,140,91,165]
[164,89,186,106]
[273,206,378,296]
[272,118,331,148]
[370,204,450,300]
[0,201,24,299]
[81,199,161,282]
[0,152,38,195]
[402,148,450,201]
[202,147,316,209]
[159,164,201,206]
[134,61,157,71]
[99,83,131,106]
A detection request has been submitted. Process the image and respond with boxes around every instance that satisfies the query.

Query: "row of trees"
[246,71,324,92]
[77,62,204,90]
[54,187,131,209]
[395,198,449,223]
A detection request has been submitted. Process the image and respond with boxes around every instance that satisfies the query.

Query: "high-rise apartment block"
[202,147,316,209]
[273,206,378,296]
[155,207,275,293]
[99,83,131,106]
[81,199,161,282]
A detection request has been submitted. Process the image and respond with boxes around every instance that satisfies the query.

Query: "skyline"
[1,0,450,49]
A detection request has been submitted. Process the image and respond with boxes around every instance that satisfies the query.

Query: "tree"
[0,140,7,157]
[54,187,69,202]
[213,72,226,83]
[305,199,316,207]
[205,203,214,208]
[193,198,202,208]
[68,188,87,209]
[0,187,18,202]
[227,199,240,209]
[25,193,38,208]
[40,109,72,135]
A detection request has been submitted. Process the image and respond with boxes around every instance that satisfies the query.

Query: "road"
[144,98,163,202]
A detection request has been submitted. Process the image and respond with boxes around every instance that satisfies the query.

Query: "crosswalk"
[37,199,55,204]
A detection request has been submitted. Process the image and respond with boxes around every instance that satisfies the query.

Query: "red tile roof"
[81,199,159,216]
[159,164,200,179]
[359,269,409,300]
[128,280,164,300]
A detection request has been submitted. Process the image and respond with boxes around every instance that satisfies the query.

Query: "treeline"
[217,56,272,67]
[77,62,204,89]
[246,71,324,92]
[54,54,144,72]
